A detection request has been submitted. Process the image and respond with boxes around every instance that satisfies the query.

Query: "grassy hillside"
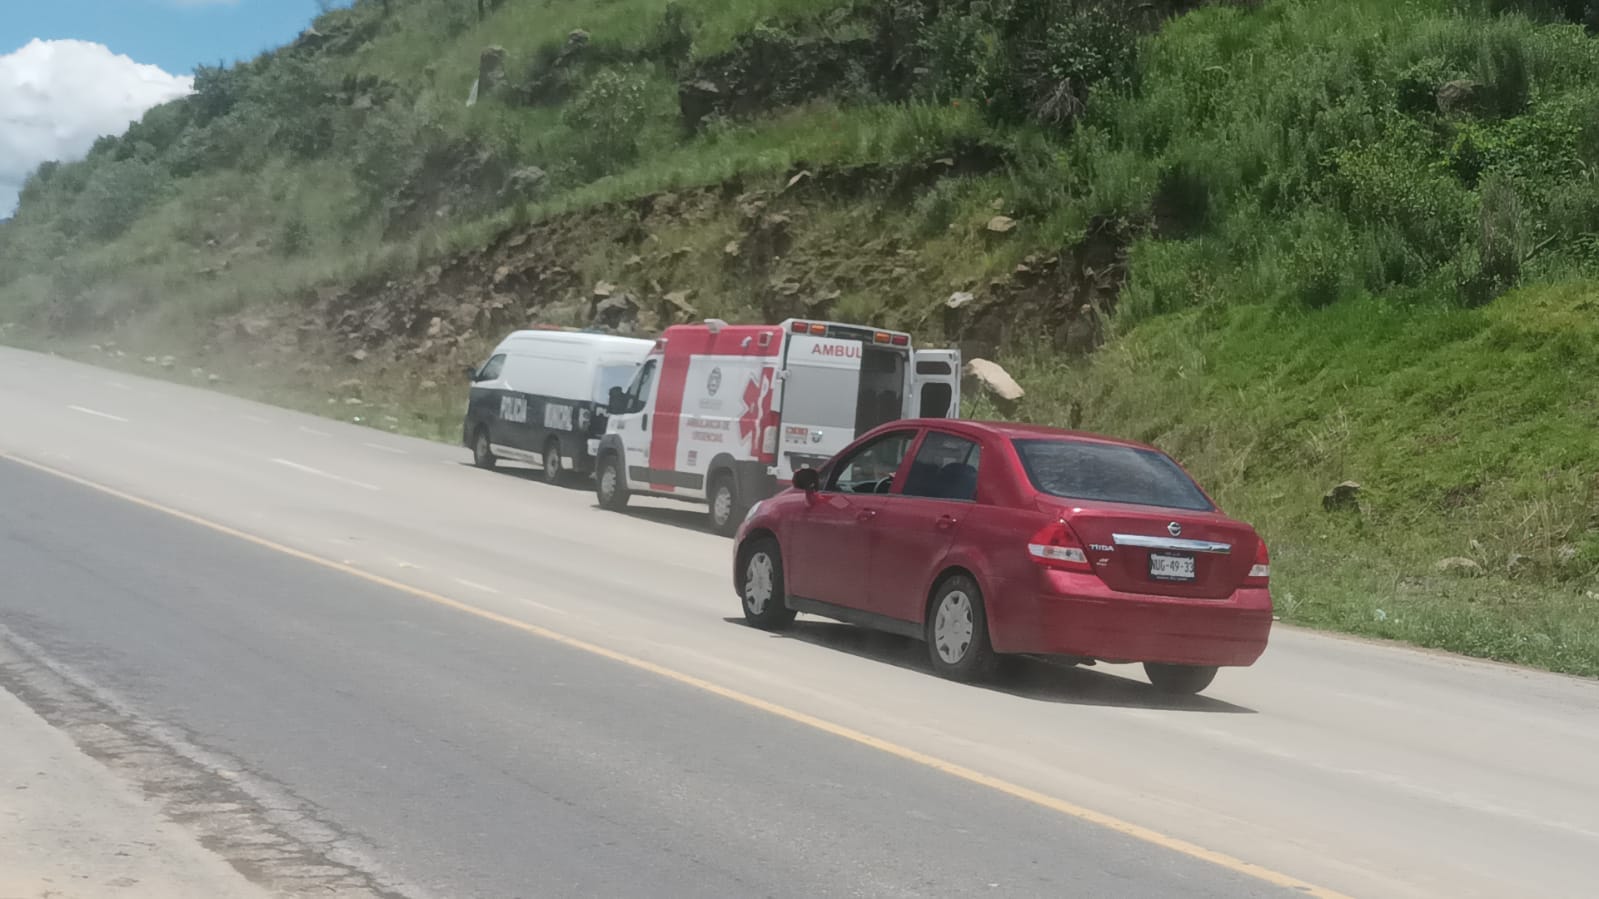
[3,0,1599,675]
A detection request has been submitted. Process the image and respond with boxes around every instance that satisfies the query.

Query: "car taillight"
[1027,521,1093,573]
[1246,536,1270,586]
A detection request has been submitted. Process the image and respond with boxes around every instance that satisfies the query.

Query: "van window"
[918,383,953,418]
[476,354,506,382]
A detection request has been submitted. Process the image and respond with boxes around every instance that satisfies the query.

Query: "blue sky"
[3,0,333,75]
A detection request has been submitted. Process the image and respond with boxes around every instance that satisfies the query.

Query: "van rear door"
[776,334,863,481]
[911,349,962,419]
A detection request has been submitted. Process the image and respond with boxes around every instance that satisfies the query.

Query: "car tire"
[925,574,998,682]
[708,472,742,537]
[1143,663,1218,695]
[596,452,629,511]
[472,428,496,470]
[739,538,796,631]
[542,438,563,484]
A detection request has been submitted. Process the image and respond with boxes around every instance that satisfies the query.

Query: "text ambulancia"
[595,318,960,534]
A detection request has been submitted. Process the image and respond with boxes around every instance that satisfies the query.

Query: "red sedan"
[732,420,1273,694]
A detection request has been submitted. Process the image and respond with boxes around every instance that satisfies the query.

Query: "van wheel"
[739,538,796,631]
[472,429,496,470]
[1144,663,1218,695]
[596,453,629,511]
[925,574,997,682]
[708,472,742,537]
[542,438,563,484]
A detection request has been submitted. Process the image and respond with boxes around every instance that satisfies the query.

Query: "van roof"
[499,329,654,349]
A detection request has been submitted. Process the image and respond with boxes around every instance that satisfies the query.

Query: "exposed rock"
[1436,557,1484,577]
[502,166,547,199]
[348,348,369,363]
[337,378,364,393]
[986,215,1018,234]
[143,356,158,365]
[965,358,1024,404]
[159,356,176,369]
[1322,481,1362,513]
[566,29,590,49]
[344,397,364,406]
[593,280,617,298]
[189,367,206,379]
[593,293,638,329]
[236,318,271,340]
[478,46,508,96]
[1507,553,1533,573]
[624,254,645,270]
[724,240,742,257]
[1436,79,1485,116]
[427,317,445,338]
[419,380,438,391]
[784,170,813,191]
[662,290,697,319]
[208,373,223,384]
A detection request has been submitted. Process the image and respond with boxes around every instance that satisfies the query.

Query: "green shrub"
[562,67,653,175]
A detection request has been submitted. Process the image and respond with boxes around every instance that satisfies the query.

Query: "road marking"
[269,458,380,492]
[67,405,129,423]
[0,452,1351,899]
[241,414,270,424]
[453,578,499,595]
[522,599,570,616]
[363,442,407,455]
[298,426,331,437]
[391,559,421,570]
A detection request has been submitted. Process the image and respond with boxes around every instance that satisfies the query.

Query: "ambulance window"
[828,431,914,494]
[626,360,657,412]
[919,383,953,418]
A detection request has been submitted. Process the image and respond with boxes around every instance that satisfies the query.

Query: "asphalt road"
[2,346,1597,898]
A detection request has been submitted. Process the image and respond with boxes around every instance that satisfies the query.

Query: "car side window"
[476,354,506,382]
[626,359,657,413]
[901,432,982,502]
[826,432,915,494]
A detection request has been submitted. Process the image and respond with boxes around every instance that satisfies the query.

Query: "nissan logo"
[1167,521,1182,537]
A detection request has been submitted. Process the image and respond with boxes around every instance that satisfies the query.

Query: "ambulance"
[594,318,961,534]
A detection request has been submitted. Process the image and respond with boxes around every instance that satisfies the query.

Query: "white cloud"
[1,39,194,216]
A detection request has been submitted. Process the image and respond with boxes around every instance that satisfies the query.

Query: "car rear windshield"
[1012,439,1214,512]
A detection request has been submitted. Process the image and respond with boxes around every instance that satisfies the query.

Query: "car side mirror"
[608,386,627,415]
[465,365,480,382]
[793,468,820,493]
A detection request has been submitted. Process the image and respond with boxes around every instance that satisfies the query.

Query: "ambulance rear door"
[775,334,863,482]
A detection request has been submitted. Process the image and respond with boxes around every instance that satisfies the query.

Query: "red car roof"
[891,419,1156,452]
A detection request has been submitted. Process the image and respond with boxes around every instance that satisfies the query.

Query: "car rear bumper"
[994,577,1272,667]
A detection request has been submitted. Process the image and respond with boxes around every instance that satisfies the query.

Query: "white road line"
[363,442,407,455]
[67,405,129,423]
[269,458,381,492]
[522,599,570,616]
[240,414,270,424]
[453,578,500,595]
[390,559,421,570]
[298,426,331,437]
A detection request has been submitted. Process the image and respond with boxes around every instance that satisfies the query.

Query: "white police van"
[463,328,654,482]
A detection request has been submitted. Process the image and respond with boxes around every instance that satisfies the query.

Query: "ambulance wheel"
[542,438,563,484]
[472,428,496,470]
[597,452,629,511]
[708,472,743,537]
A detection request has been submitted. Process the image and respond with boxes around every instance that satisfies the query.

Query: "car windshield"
[1013,438,1213,512]
[592,364,639,404]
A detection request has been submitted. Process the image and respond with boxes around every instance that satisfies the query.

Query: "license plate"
[1149,552,1196,582]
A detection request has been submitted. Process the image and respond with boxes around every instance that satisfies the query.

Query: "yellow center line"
[2,451,1353,899]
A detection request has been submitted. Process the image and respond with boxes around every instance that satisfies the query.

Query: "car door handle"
[856,509,878,522]
[936,515,957,531]
[642,414,649,430]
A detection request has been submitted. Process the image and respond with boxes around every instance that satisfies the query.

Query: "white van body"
[463,328,654,478]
